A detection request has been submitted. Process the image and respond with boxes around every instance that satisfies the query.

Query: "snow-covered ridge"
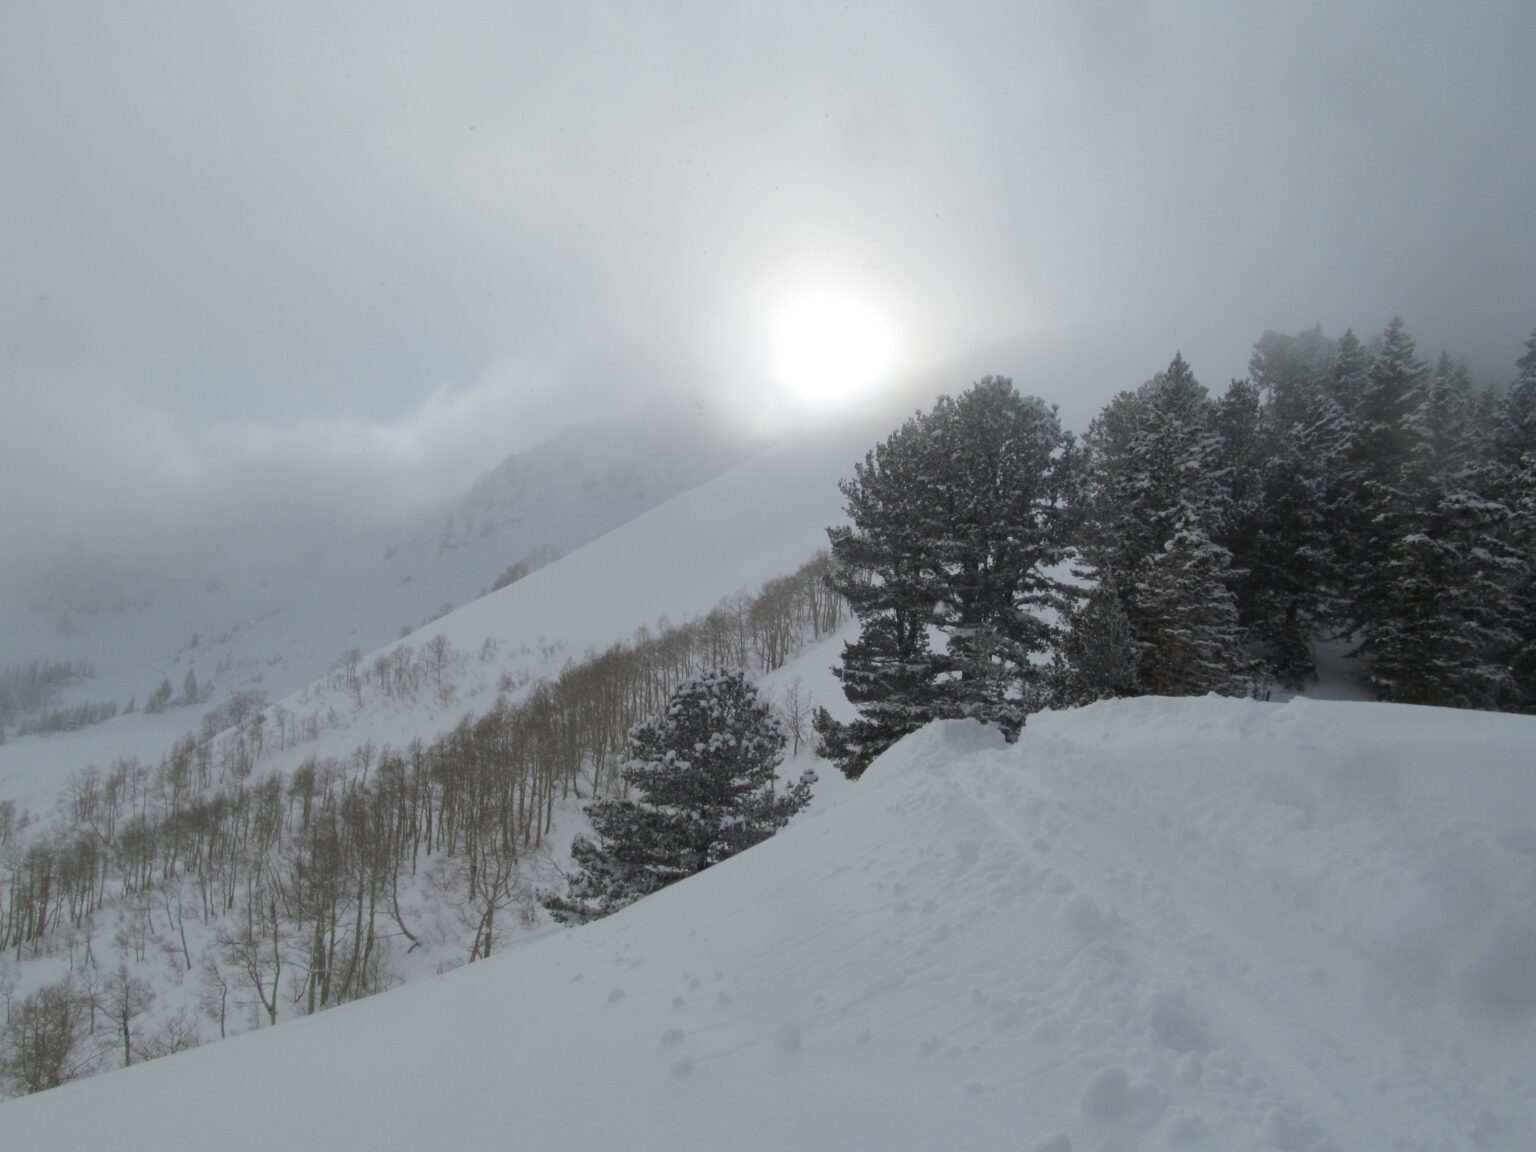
[3,695,1531,1149]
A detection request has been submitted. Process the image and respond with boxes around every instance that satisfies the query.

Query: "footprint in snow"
[607,987,626,1003]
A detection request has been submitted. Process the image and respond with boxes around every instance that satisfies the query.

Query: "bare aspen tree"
[197,951,231,1040]
[100,962,154,1066]
[778,678,814,756]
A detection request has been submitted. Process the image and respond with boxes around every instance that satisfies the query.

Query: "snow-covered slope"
[3,695,1532,1150]
[0,389,755,713]
[0,389,762,809]
[0,358,962,815]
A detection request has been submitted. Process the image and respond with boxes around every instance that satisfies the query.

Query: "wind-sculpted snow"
[3,695,1532,1149]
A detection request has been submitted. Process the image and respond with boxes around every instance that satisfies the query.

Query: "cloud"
[3,1,1535,606]
[0,353,614,594]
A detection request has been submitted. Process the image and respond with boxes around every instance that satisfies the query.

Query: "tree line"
[817,320,1536,778]
[0,660,104,743]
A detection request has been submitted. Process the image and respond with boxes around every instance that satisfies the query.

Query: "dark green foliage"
[1363,489,1520,707]
[543,669,813,923]
[819,377,1076,778]
[1241,328,1344,684]
[1347,318,1429,633]
[1135,525,1250,696]
[1502,331,1536,708]
[1078,354,1251,697]
[1053,572,1141,706]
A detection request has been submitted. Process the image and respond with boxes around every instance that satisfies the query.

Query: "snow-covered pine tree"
[1346,318,1428,637]
[542,669,812,923]
[1359,343,1520,707]
[1318,327,1371,606]
[1410,353,1476,487]
[818,378,1075,778]
[1490,328,1536,709]
[1053,570,1141,706]
[816,406,951,779]
[1134,521,1250,697]
[1362,488,1518,708]
[1212,377,1265,632]
[1079,353,1248,695]
[1242,328,1342,685]
[928,380,1076,731]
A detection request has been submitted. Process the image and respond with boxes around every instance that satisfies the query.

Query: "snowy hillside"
[3,696,1532,1150]
[0,389,753,714]
[0,359,956,1060]
[0,389,760,808]
[0,355,968,817]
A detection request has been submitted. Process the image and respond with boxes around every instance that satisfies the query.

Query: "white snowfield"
[3,695,1532,1150]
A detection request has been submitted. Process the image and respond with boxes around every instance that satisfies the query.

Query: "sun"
[772,293,895,403]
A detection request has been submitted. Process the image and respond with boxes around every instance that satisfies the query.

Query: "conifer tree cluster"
[818,323,1536,779]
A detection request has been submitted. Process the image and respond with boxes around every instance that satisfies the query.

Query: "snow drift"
[2,694,1532,1150]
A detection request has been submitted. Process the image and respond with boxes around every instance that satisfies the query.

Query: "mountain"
[0,388,762,809]
[2,696,1532,1150]
[405,388,754,562]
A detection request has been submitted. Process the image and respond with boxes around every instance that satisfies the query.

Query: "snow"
[3,694,1533,1149]
[3,350,1532,1144]
[0,390,760,808]
[0,368,952,819]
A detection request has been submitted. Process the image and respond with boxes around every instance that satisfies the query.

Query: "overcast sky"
[4,1,1535,593]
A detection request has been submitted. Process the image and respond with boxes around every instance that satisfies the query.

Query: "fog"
[4,1,1535,600]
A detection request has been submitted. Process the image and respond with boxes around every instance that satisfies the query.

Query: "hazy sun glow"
[773,293,895,403]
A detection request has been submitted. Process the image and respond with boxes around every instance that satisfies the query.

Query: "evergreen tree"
[1347,317,1428,636]
[145,677,173,715]
[1135,523,1249,696]
[1242,328,1345,684]
[1079,354,1249,696]
[927,380,1077,729]
[1318,328,1371,612]
[1363,489,1518,707]
[1212,377,1265,636]
[816,408,951,778]
[1410,353,1475,486]
[1492,328,1536,709]
[1053,571,1141,706]
[818,378,1075,778]
[1358,333,1521,707]
[543,669,812,923]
